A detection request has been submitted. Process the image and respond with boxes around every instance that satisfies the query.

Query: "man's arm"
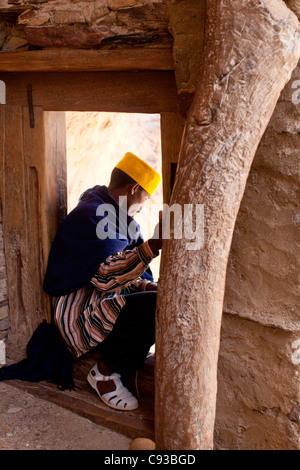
[91,213,163,293]
[128,278,158,292]
[90,241,158,293]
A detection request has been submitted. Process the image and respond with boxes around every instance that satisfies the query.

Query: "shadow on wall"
[66,112,163,280]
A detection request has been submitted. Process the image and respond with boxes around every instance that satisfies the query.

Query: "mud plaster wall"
[0,0,299,450]
[216,65,300,450]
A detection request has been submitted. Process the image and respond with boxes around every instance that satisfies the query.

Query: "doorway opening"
[65,111,163,281]
[0,69,181,440]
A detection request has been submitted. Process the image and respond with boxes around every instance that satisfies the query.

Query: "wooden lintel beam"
[0,48,174,72]
[0,71,178,113]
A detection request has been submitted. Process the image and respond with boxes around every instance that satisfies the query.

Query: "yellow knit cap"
[115,152,161,196]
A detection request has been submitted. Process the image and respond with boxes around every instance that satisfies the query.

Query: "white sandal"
[87,363,139,411]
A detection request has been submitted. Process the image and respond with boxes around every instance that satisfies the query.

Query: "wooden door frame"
[0,60,185,355]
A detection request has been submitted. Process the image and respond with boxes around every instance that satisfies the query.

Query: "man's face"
[127,185,150,217]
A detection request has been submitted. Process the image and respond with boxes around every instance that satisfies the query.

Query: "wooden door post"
[0,106,66,358]
[155,0,300,450]
[160,112,185,204]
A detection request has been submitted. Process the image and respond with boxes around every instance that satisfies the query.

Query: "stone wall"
[0,0,171,51]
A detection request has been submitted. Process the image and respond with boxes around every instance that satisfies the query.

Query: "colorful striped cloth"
[53,241,158,358]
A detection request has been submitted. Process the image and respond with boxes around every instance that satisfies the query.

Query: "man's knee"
[141,291,156,319]
[127,291,156,328]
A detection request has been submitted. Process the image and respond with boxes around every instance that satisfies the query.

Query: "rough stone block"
[91,2,109,23]
[1,35,29,51]
[81,3,94,24]
[18,8,50,26]
[107,0,139,10]
[92,10,116,26]
[53,9,86,24]
[117,2,169,29]
[24,25,111,48]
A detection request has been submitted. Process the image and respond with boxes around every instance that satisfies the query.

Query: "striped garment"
[53,240,158,358]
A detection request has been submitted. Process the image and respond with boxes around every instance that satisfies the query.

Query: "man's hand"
[148,211,163,254]
[146,282,158,291]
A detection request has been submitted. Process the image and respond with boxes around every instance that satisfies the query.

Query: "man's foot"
[94,361,117,396]
[87,362,139,411]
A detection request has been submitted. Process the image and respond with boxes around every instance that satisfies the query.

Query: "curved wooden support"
[155,0,300,450]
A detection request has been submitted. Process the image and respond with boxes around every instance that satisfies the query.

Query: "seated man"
[43,152,162,411]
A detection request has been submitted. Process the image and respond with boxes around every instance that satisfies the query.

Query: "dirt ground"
[0,381,131,451]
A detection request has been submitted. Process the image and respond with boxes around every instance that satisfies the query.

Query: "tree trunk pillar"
[155,0,300,450]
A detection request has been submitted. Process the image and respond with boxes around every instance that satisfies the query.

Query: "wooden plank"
[1,106,33,355]
[0,107,5,198]
[0,71,178,113]
[0,106,67,358]
[160,112,185,203]
[0,48,174,72]
[42,112,67,277]
[2,319,153,436]
[4,379,154,439]
[3,352,155,439]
